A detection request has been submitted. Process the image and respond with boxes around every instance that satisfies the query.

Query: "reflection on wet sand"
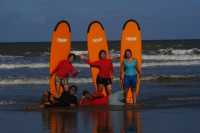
[42,109,142,133]
[92,111,114,133]
[42,111,78,133]
[121,111,142,133]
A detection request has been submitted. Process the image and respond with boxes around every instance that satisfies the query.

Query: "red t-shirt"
[80,96,108,106]
[51,60,77,79]
[87,59,113,78]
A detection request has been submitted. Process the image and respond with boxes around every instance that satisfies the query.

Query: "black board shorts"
[96,76,112,86]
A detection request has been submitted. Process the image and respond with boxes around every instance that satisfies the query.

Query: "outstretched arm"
[110,55,120,61]
[79,54,88,61]
[80,54,100,67]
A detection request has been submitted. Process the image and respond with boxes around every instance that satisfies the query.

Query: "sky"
[0,0,200,42]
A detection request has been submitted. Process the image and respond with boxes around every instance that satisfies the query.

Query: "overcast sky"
[0,0,199,42]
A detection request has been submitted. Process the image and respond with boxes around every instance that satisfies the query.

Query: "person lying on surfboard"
[80,50,113,96]
[79,90,93,105]
[80,90,108,106]
[50,53,79,92]
[120,49,141,104]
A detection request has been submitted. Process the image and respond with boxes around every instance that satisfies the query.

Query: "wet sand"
[0,106,200,133]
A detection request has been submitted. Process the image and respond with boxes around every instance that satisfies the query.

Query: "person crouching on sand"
[120,49,141,104]
[56,85,78,107]
[41,85,78,107]
[50,53,79,97]
[80,50,113,96]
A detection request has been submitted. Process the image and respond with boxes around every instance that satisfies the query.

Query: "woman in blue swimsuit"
[120,49,141,104]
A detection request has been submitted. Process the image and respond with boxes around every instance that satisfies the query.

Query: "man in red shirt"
[80,50,113,95]
[51,53,78,89]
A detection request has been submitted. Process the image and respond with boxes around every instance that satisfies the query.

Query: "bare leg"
[97,84,104,95]
[132,89,137,104]
[106,84,112,96]
[125,88,129,104]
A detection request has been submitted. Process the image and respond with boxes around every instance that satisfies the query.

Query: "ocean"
[0,39,200,133]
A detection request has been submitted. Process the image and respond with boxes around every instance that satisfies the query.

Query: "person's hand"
[111,75,114,81]
[70,104,76,107]
[79,54,85,60]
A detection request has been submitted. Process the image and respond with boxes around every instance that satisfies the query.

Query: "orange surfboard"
[49,20,71,97]
[87,21,110,96]
[120,19,142,103]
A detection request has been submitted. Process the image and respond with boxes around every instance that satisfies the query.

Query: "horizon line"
[0,38,200,44]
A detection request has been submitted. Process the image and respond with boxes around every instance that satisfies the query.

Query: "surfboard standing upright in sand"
[120,19,142,104]
[49,20,71,97]
[87,21,110,96]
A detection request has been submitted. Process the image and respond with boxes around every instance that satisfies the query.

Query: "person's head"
[124,49,132,59]
[99,50,107,60]
[68,53,76,62]
[82,90,91,98]
[69,85,78,95]
[63,84,69,92]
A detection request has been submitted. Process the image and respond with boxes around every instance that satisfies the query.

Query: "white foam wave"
[143,61,200,67]
[0,55,24,58]
[143,55,200,61]
[72,49,200,56]
[0,100,16,105]
[0,63,48,69]
[0,75,198,85]
[71,50,88,55]
[0,60,200,70]
[159,48,200,55]
[0,78,92,85]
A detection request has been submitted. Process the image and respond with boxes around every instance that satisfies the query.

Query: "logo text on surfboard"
[57,38,68,43]
[93,37,103,43]
[126,37,137,42]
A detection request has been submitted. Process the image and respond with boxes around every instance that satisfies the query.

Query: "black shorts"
[96,76,112,86]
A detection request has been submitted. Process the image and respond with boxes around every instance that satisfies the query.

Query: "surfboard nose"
[87,21,105,34]
[54,20,71,33]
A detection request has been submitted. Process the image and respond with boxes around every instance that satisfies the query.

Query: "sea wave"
[158,48,200,55]
[0,75,199,85]
[0,60,200,69]
[46,49,200,56]
[0,100,16,105]
[143,55,200,61]
[1,48,200,57]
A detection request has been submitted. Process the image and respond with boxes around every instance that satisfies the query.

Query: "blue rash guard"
[124,59,137,89]
[124,59,137,76]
